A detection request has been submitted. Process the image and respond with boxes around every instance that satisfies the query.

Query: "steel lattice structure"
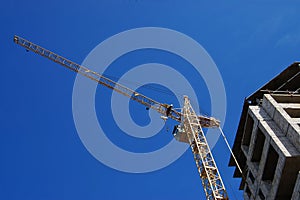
[14,35,229,200]
[182,96,228,200]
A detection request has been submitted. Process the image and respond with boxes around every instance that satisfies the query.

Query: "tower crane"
[14,35,229,200]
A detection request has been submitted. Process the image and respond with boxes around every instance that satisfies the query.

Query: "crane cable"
[218,127,247,200]
[103,73,186,99]
[218,127,243,176]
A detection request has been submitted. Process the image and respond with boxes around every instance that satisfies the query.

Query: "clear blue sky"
[1,1,300,200]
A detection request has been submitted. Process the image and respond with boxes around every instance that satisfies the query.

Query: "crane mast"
[14,35,228,200]
[181,96,228,200]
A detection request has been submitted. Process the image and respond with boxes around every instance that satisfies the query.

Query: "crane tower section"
[173,96,228,200]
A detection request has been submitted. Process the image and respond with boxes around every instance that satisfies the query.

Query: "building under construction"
[229,62,300,200]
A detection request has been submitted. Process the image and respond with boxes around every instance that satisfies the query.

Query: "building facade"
[229,62,300,200]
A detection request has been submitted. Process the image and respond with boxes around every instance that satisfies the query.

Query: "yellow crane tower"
[14,35,229,200]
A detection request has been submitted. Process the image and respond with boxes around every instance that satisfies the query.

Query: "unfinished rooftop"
[229,62,300,200]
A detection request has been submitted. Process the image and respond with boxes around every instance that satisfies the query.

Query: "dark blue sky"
[1,1,300,200]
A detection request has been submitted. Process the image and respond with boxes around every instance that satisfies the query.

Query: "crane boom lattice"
[13,35,219,128]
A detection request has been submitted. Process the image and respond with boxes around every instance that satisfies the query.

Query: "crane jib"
[13,35,219,128]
